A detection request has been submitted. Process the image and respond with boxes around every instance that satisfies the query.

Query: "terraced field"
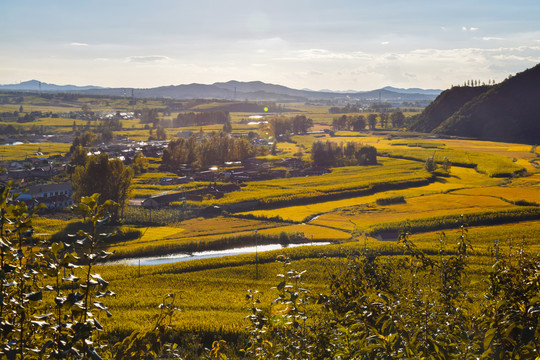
[5,96,540,353]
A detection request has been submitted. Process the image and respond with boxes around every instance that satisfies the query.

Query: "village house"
[18,181,74,210]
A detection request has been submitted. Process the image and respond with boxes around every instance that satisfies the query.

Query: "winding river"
[107,242,332,266]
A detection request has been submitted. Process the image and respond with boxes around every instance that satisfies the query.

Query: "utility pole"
[254,230,259,280]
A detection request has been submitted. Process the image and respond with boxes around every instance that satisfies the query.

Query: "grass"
[93,217,540,339]
[241,165,502,222]
[106,216,285,258]
[4,98,540,351]
[0,142,71,160]
[379,147,524,177]
[259,224,351,240]
[210,158,432,208]
[406,219,540,254]
[312,193,516,232]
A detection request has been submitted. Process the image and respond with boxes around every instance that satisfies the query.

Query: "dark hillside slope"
[432,64,540,144]
[409,86,490,132]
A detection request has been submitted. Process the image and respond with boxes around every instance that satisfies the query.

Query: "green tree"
[156,125,167,140]
[291,115,313,134]
[424,156,438,173]
[440,156,451,173]
[80,131,97,147]
[140,108,159,127]
[351,115,366,131]
[0,176,114,359]
[368,113,378,130]
[72,153,133,220]
[223,118,233,133]
[379,112,389,128]
[390,111,405,128]
[232,137,254,161]
[67,144,88,176]
[100,128,114,144]
[271,141,278,155]
[132,151,149,175]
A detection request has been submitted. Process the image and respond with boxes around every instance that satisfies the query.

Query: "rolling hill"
[0,80,439,103]
[410,63,540,144]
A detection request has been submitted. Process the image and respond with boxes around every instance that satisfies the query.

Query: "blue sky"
[1,0,539,91]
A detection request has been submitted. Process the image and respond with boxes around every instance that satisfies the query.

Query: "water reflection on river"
[107,242,332,266]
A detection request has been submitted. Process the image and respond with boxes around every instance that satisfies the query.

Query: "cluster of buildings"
[0,134,331,213]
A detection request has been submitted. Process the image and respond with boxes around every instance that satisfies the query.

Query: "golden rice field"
[107,217,285,257]
[406,219,540,254]
[455,185,540,204]
[311,193,515,232]
[4,98,540,345]
[241,165,503,222]
[0,142,71,160]
[258,223,351,240]
[95,258,327,336]
[209,158,431,208]
[94,217,540,338]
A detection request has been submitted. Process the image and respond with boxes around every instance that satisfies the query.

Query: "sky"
[1,0,540,91]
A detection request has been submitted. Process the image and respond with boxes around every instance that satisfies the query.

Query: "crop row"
[366,206,540,236]
[207,158,432,209]
[380,147,524,177]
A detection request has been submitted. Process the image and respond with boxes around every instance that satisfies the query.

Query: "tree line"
[328,103,361,114]
[311,140,377,167]
[332,112,405,131]
[174,111,230,127]
[162,132,263,170]
[269,115,313,140]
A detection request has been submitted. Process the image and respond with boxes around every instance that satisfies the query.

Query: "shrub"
[376,195,406,206]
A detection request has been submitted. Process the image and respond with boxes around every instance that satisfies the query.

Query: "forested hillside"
[409,85,490,132]
[410,63,540,144]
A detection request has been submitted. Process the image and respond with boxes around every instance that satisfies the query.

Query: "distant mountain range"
[0,80,103,92]
[409,63,540,144]
[0,80,440,102]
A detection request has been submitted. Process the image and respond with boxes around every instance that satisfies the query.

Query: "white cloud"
[127,55,170,63]
[482,37,504,41]
[275,49,372,61]
[381,41,390,45]
[70,42,88,46]
[272,43,540,90]
[470,27,479,31]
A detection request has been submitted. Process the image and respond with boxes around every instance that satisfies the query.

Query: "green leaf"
[30,320,49,328]
[91,274,108,287]
[484,328,497,350]
[62,274,80,282]
[88,347,103,360]
[25,291,42,301]
[93,301,108,311]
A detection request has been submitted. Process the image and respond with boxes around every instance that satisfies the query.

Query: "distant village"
[1,127,331,212]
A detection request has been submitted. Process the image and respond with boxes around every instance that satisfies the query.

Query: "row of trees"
[311,140,377,167]
[328,103,362,114]
[162,132,262,170]
[268,115,313,140]
[174,111,230,127]
[332,112,406,131]
[332,115,368,131]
